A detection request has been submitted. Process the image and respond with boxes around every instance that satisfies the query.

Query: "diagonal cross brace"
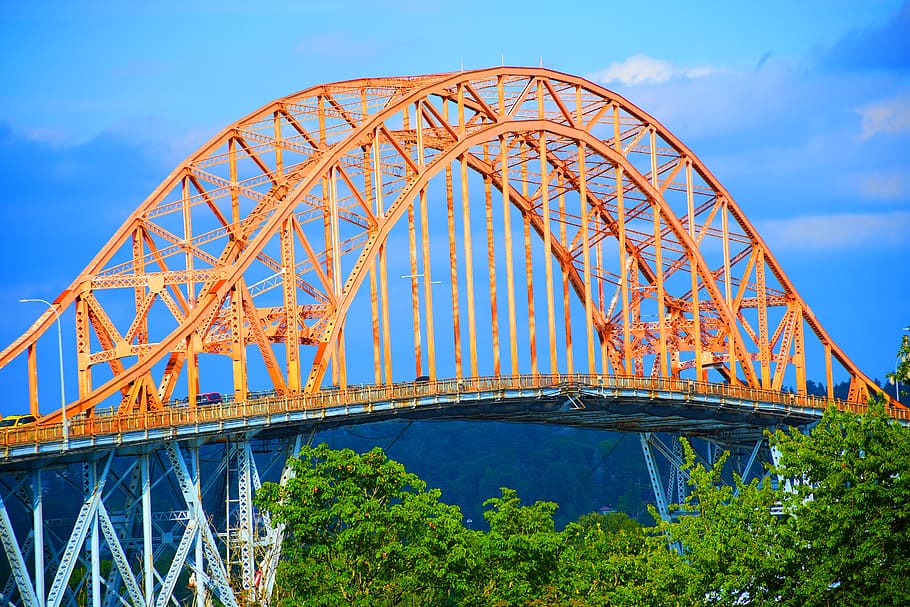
[96,502,145,606]
[0,493,39,607]
[154,519,199,607]
[47,452,114,607]
[165,441,240,607]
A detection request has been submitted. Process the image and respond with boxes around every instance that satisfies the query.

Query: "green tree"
[573,510,641,535]
[539,512,691,607]
[656,444,786,606]
[767,398,910,606]
[459,487,564,606]
[661,399,910,606]
[254,443,471,606]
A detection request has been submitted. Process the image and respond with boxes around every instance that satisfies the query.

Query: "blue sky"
[1,1,907,394]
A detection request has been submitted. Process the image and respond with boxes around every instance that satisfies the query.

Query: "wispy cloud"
[756,211,910,251]
[859,171,910,200]
[587,54,717,86]
[858,91,910,138]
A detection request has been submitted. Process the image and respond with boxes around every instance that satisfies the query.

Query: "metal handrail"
[1,374,905,452]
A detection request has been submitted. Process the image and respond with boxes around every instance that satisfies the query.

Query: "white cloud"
[587,54,718,86]
[858,172,910,201]
[859,92,910,139]
[20,127,73,147]
[755,211,910,251]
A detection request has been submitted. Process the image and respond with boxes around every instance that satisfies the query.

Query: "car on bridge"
[171,392,224,406]
[196,392,223,405]
[0,414,37,428]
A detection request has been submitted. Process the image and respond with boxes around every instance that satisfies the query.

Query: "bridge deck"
[1,375,903,468]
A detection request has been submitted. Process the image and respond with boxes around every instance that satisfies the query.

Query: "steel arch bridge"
[0,67,902,607]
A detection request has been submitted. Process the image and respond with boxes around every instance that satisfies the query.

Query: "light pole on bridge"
[20,298,68,447]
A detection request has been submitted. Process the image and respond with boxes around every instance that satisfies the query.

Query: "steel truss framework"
[0,67,890,427]
[0,433,308,607]
[0,67,900,605]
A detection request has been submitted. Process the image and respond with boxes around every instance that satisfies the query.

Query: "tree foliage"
[254,443,470,606]
[256,398,910,607]
[767,398,910,606]
[661,398,910,606]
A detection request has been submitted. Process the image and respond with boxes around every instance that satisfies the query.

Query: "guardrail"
[1,374,905,453]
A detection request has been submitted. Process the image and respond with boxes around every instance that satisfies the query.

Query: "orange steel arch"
[0,67,891,425]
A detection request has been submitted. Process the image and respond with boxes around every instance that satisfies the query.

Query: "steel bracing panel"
[0,435,312,607]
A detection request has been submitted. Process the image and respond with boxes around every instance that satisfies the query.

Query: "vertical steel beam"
[500,134,520,376]
[281,219,301,393]
[228,137,239,226]
[182,176,195,306]
[721,197,736,382]
[373,129,393,385]
[230,283,248,402]
[237,440,255,594]
[75,295,91,399]
[579,142,595,376]
[686,161,703,380]
[27,344,39,417]
[192,442,206,607]
[523,211,538,376]
[89,461,101,607]
[370,260,382,385]
[537,125,558,375]
[273,110,283,177]
[407,204,422,376]
[484,169,500,376]
[460,155,479,377]
[757,247,770,389]
[794,315,807,394]
[616,165,632,373]
[419,186,437,380]
[446,158,463,379]
[141,452,154,605]
[32,470,44,607]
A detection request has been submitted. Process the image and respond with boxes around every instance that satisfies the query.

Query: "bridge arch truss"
[0,67,900,606]
[0,67,884,425]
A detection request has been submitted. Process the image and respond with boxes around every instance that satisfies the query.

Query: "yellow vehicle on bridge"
[0,415,37,429]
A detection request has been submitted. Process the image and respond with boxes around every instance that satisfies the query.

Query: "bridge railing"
[0,374,906,453]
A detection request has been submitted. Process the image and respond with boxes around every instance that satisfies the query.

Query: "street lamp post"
[20,298,68,446]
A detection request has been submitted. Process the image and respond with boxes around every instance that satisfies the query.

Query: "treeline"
[319,421,653,529]
[256,399,910,607]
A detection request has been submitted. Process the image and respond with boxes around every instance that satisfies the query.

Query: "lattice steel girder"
[0,68,890,428]
[0,434,311,607]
